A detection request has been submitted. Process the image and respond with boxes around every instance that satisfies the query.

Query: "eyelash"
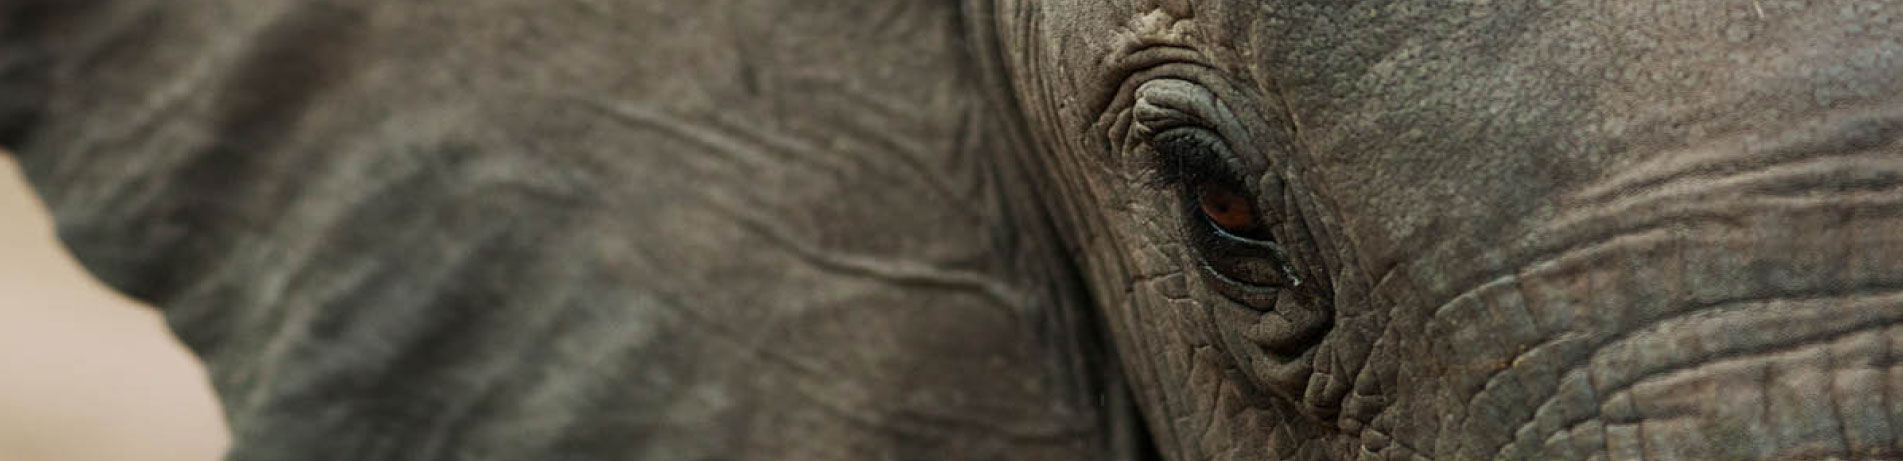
[1140,129,1245,191]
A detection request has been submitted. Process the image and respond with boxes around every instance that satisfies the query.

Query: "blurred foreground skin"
[0,156,228,461]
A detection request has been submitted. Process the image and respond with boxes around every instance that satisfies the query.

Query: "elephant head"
[3,0,1899,460]
[997,1,1903,459]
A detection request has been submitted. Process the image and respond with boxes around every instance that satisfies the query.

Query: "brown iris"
[1195,183,1258,235]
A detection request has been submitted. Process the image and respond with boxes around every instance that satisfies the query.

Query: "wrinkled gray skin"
[5,0,1902,460]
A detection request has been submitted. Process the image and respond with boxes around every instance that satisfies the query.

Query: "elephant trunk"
[1414,110,1903,461]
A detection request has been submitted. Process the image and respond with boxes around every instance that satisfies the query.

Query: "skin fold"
[2,1,1899,460]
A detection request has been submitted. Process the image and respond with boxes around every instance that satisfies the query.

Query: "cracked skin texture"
[4,0,1903,460]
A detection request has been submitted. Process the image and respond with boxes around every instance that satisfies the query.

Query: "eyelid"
[1130,78,1256,193]
[1134,96,1204,135]
[1132,79,1224,136]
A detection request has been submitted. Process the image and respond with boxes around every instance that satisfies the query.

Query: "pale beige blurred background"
[0,156,228,461]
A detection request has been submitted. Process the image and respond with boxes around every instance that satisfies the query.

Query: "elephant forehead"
[1222,0,1903,297]
[1008,0,1903,286]
[1250,0,1620,293]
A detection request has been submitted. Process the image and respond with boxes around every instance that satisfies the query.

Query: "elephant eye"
[1196,182,1258,237]
[1142,129,1297,291]
[1145,129,1270,238]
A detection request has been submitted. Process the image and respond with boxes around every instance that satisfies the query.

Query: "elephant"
[4,0,1900,459]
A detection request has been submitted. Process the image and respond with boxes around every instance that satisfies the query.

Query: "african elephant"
[4,0,1900,460]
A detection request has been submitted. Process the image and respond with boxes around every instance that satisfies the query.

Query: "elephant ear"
[0,1,1138,459]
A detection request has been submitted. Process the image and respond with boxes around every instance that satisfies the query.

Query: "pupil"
[1197,184,1255,233]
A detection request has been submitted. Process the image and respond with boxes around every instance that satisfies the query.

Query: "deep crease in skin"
[1120,290,1192,461]
[575,96,1044,317]
[1555,153,1903,235]
[571,96,845,176]
[1428,220,1903,459]
[755,83,994,221]
[1362,427,1433,461]
[587,93,994,230]
[1572,112,1903,207]
[603,226,1100,442]
[1824,343,1853,460]
[1591,287,1903,400]
[1885,326,1900,450]
[1426,193,1903,326]
[1514,290,1903,460]
[1486,275,1903,452]
[1096,58,1219,156]
[636,286,1086,441]
[1331,266,1421,436]
[1092,44,1211,124]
